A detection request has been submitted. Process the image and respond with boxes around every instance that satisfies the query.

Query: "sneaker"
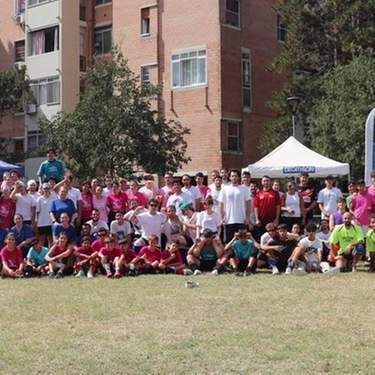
[166,266,176,274]
[233,269,242,277]
[106,271,113,278]
[193,269,202,276]
[75,270,85,278]
[293,267,307,276]
[87,271,94,278]
[127,270,138,277]
[183,269,193,276]
[272,266,279,275]
[114,271,122,278]
[48,271,55,279]
[211,269,219,276]
[55,271,64,279]
[323,267,340,276]
[285,267,292,275]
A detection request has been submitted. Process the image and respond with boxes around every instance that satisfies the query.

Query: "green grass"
[0,270,375,374]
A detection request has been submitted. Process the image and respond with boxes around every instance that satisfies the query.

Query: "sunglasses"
[149,203,158,207]
[98,234,106,237]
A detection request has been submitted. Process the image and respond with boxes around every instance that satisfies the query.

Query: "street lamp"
[286,96,300,139]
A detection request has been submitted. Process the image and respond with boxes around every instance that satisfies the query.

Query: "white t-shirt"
[181,213,197,240]
[137,211,165,245]
[207,187,221,213]
[196,211,221,234]
[182,185,201,210]
[36,195,56,227]
[110,220,131,242]
[282,192,301,218]
[316,230,330,244]
[15,193,35,221]
[317,187,343,219]
[218,184,251,224]
[87,219,109,235]
[162,217,184,242]
[67,187,82,209]
[167,192,193,216]
[299,237,322,263]
[125,208,147,236]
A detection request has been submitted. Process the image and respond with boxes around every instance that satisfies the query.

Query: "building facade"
[0,0,289,179]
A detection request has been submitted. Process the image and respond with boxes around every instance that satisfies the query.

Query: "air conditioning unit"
[24,104,37,115]
[13,61,25,70]
[14,13,25,25]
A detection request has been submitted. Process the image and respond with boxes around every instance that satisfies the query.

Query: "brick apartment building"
[0,0,288,179]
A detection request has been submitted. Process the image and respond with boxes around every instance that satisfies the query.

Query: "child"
[159,239,190,275]
[366,215,375,272]
[45,232,72,278]
[222,230,259,276]
[98,235,122,278]
[0,232,24,278]
[132,234,161,274]
[25,237,49,277]
[110,210,132,244]
[118,239,137,276]
[74,236,98,278]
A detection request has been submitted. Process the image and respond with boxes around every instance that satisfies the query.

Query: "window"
[141,66,150,85]
[225,0,240,28]
[172,49,207,88]
[30,77,60,105]
[242,50,251,108]
[14,139,24,152]
[141,7,150,35]
[29,26,59,56]
[94,26,112,55]
[277,16,287,42]
[27,131,46,153]
[79,0,86,21]
[28,0,48,6]
[227,122,242,151]
[80,27,87,71]
[15,40,25,62]
[95,0,111,5]
[15,0,25,13]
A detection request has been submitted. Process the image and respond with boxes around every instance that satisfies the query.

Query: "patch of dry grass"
[0,269,375,374]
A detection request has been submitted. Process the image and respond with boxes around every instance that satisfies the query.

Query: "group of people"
[1,147,375,279]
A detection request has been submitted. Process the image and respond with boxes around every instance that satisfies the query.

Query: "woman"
[106,181,128,224]
[10,213,34,258]
[0,187,16,230]
[196,197,221,238]
[50,186,77,224]
[45,232,72,278]
[139,174,162,205]
[93,185,108,223]
[281,181,305,231]
[36,183,55,248]
[127,180,147,208]
[0,232,24,278]
[80,180,93,223]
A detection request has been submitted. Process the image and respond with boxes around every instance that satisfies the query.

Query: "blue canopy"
[0,160,24,176]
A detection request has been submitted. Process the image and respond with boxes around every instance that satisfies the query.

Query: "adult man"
[317,175,342,219]
[167,179,193,216]
[329,212,364,272]
[181,174,201,211]
[253,175,281,236]
[86,208,109,236]
[297,172,317,224]
[241,171,251,188]
[207,175,222,213]
[37,148,65,185]
[218,169,251,242]
[161,172,174,208]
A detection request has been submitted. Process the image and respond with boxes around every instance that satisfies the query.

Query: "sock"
[268,258,276,268]
[189,264,198,272]
[105,265,111,272]
[287,261,294,269]
[115,267,120,272]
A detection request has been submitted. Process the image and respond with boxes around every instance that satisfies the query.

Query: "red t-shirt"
[81,192,93,221]
[122,248,137,264]
[99,246,122,262]
[161,249,183,264]
[0,246,23,269]
[106,192,128,213]
[253,189,281,224]
[0,198,16,229]
[139,246,161,263]
[76,245,95,257]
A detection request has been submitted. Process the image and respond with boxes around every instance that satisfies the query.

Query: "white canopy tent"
[245,136,350,178]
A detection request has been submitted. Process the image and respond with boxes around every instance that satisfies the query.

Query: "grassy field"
[0,269,375,374]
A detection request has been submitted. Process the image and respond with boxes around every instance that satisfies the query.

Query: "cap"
[27,179,37,188]
[18,181,26,188]
[42,182,51,189]
[325,175,334,180]
[144,173,154,181]
[181,202,192,210]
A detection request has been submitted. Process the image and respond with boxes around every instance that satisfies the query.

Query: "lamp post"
[286,96,300,139]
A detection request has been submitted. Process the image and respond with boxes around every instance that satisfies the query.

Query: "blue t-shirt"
[27,246,48,266]
[232,239,253,259]
[37,159,64,182]
[52,224,76,243]
[50,198,77,222]
[10,224,34,246]
[199,246,217,261]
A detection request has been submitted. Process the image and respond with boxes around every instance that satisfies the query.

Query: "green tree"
[261,1,375,156]
[308,56,375,179]
[39,49,191,180]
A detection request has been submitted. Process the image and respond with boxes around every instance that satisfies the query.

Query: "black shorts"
[199,259,217,271]
[38,225,52,236]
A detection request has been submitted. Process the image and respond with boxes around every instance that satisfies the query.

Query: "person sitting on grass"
[366,215,375,273]
[0,232,24,278]
[92,227,109,253]
[98,235,122,278]
[25,237,49,277]
[74,236,98,278]
[45,232,72,278]
[186,229,224,276]
[10,213,34,259]
[118,239,138,276]
[159,239,191,275]
[329,211,364,272]
[259,224,298,275]
[52,212,77,244]
[132,234,161,274]
[221,229,260,276]
[285,222,324,275]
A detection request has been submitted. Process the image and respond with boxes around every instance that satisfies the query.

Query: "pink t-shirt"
[92,239,106,253]
[127,191,147,208]
[139,246,161,263]
[161,249,183,264]
[106,192,128,213]
[161,186,174,208]
[1,246,23,269]
[351,191,375,225]
[93,195,108,222]
[81,192,93,221]
[0,198,16,229]
[198,185,210,212]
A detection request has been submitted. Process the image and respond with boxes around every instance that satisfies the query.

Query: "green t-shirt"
[330,224,364,255]
[366,229,375,252]
[233,239,253,259]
